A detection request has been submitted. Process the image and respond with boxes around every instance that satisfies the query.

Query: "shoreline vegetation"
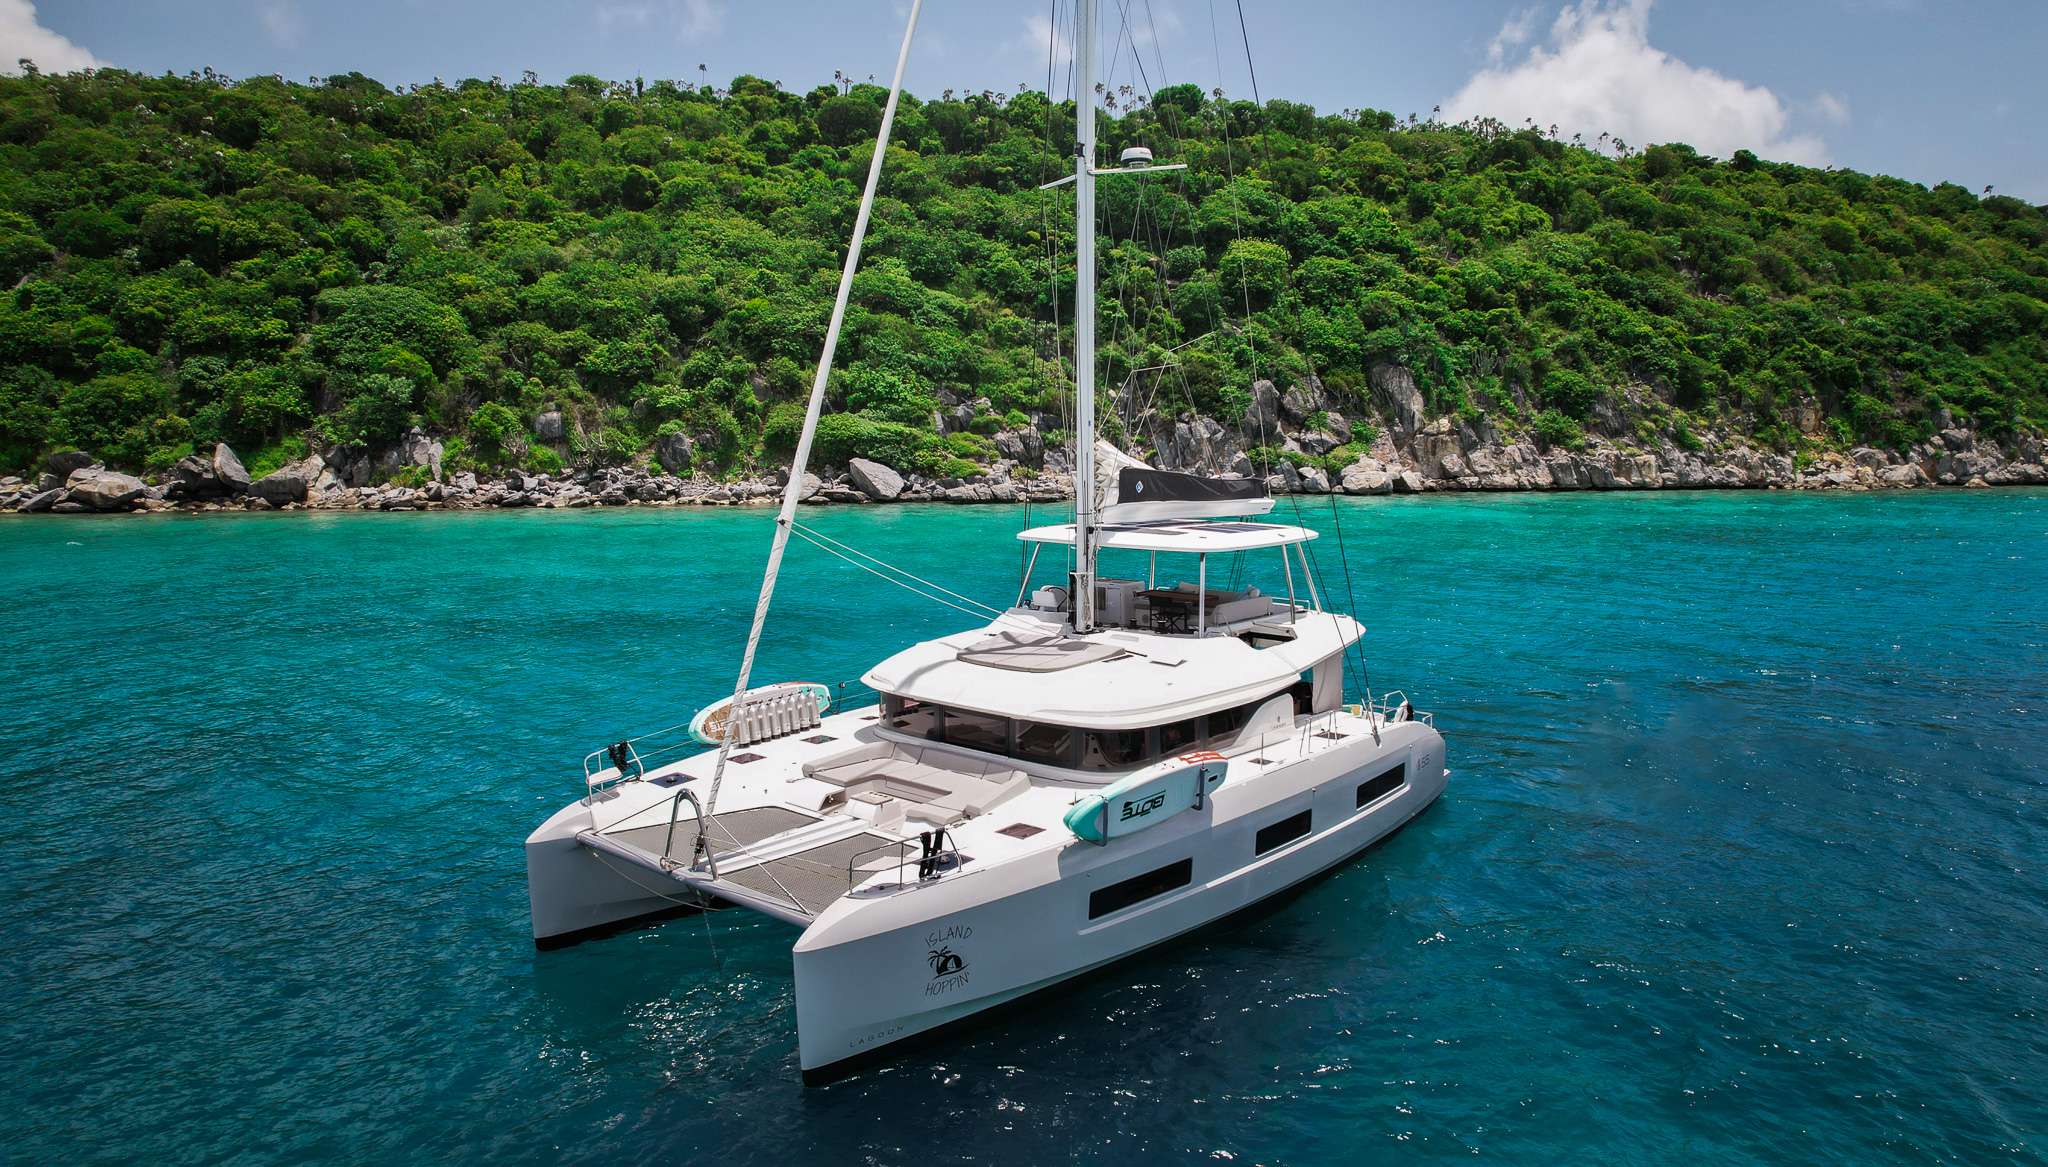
[6,401,2043,516]
[0,69,2042,514]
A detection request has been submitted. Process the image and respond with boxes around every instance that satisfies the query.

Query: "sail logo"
[1119,791,1168,821]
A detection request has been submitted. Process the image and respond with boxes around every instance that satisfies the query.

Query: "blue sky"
[13,0,2046,202]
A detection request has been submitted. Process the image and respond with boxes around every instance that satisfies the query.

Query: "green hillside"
[0,66,2042,481]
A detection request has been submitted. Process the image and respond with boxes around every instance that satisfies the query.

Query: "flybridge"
[1017,519,1317,554]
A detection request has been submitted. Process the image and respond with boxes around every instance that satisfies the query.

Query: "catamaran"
[525,0,1447,1084]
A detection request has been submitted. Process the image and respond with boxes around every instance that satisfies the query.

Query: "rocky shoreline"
[4,365,2044,516]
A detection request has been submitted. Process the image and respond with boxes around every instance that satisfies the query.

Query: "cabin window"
[942,708,1009,754]
[874,690,1293,772]
[1088,857,1194,919]
[1155,714,1203,755]
[1254,808,1313,855]
[882,695,943,740]
[1206,700,1257,742]
[1356,763,1406,808]
[1082,728,1148,771]
[1013,720,1077,768]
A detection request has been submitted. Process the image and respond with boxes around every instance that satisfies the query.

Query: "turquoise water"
[3,492,2044,1164]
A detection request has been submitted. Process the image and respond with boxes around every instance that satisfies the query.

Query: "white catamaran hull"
[792,724,1445,1081]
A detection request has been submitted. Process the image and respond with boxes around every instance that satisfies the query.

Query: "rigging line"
[789,528,1007,627]
[1232,0,1263,106]
[1140,0,1171,97]
[699,0,922,829]
[1204,0,1271,480]
[788,526,1086,644]
[1105,0,1153,99]
[1211,7,1373,712]
[789,522,1009,618]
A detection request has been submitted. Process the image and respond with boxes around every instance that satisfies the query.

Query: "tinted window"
[1013,720,1077,767]
[884,696,943,740]
[943,708,1008,754]
[1206,702,1253,741]
[1088,857,1194,919]
[1356,763,1406,808]
[1156,715,1203,755]
[1254,809,1312,855]
[1082,728,1148,771]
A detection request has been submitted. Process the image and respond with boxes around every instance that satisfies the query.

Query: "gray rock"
[847,457,905,501]
[534,409,565,442]
[252,455,320,505]
[212,443,251,494]
[46,450,94,478]
[20,488,60,513]
[1279,384,1315,424]
[794,471,821,501]
[1296,465,1331,493]
[1881,463,1930,487]
[1241,380,1283,440]
[1393,470,1425,494]
[1294,430,1342,456]
[654,430,694,474]
[992,428,1045,468]
[1371,363,1425,434]
[1339,460,1392,494]
[380,429,443,481]
[50,499,93,513]
[63,468,148,510]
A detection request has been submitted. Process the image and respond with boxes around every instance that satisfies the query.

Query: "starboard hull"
[792,727,1446,1082]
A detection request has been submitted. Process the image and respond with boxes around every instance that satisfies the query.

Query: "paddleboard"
[689,681,833,745]
[1064,750,1228,843]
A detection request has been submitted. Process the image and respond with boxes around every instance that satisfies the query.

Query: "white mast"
[1071,0,1100,635]
[697,0,923,831]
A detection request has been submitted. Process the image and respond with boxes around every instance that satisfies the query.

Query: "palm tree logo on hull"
[927,946,965,978]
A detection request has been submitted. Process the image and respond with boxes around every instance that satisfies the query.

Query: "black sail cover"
[1116,467,1266,506]
[1102,466,1272,522]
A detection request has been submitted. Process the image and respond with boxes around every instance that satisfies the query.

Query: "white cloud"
[1488,6,1539,64]
[0,0,103,74]
[1810,91,1851,126]
[259,0,304,50]
[1022,12,1074,68]
[1442,0,1829,165]
[677,0,722,41]
[596,0,722,43]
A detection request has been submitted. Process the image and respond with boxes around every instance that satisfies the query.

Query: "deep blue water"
[2,491,2044,1165]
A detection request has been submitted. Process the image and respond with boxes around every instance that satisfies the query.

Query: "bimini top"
[1018,519,1318,554]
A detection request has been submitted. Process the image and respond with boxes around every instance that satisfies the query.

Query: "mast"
[1071,0,1100,635]
[697,0,923,832]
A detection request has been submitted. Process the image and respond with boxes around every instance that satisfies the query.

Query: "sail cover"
[1101,467,1272,523]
